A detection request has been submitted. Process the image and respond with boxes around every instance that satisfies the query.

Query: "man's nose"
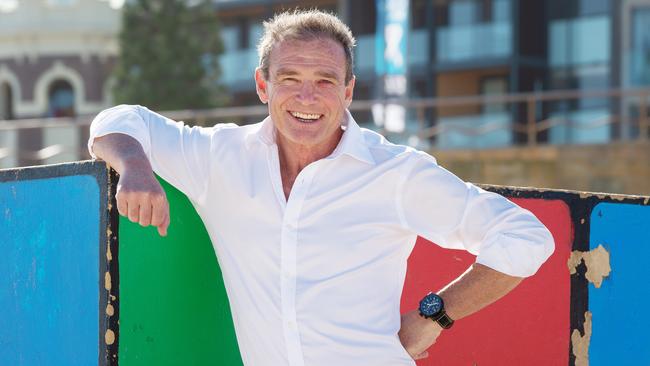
[296,82,317,104]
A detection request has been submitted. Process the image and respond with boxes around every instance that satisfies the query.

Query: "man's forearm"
[91,133,170,235]
[92,133,152,175]
[439,263,523,321]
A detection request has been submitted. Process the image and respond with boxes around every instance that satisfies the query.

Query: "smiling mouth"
[288,110,323,123]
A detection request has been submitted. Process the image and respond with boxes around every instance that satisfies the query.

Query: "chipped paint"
[580,218,585,224]
[105,329,115,345]
[568,245,611,288]
[571,311,592,366]
[110,294,116,301]
[106,303,114,316]
[567,252,583,275]
[106,241,112,262]
[645,197,649,205]
[105,271,112,291]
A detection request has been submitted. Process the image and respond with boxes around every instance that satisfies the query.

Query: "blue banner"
[375,0,410,77]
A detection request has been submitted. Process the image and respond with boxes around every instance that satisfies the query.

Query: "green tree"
[112,0,227,111]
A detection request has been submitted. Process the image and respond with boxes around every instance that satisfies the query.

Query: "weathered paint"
[0,169,101,365]
[571,311,592,366]
[567,245,611,288]
[588,203,650,365]
[402,198,572,366]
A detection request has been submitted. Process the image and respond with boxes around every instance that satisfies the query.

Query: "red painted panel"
[400,198,573,366]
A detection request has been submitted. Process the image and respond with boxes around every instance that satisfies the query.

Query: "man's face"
[255,37,355,150]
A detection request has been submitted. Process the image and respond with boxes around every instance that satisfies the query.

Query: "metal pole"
[639,93,648,141]
[527,97,537,146]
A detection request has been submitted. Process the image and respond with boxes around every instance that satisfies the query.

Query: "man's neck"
[276,129,343,176]
[276,128,343,200]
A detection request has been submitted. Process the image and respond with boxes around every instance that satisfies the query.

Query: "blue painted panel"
[0,175,100,366]
[589,202,650,365]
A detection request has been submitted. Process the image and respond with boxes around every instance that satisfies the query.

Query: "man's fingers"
[116,196,127,216]
[157,212,170,236]
[128,201,140,223]
[413,351,429,360]
[138,202,152,227]
[151,195,169,236]
[150,195,166,225]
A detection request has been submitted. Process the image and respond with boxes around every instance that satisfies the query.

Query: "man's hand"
[92,133,170,236]
[398,310,443,360]
[116,165,170,236]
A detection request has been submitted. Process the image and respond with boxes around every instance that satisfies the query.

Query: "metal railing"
[1,87,649,168]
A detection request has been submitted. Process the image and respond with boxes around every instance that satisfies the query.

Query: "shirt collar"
[246,110,375,165]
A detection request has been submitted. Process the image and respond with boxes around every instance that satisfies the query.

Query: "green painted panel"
[119,177,242,366]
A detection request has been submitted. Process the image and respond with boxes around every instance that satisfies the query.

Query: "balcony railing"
[218,48,259,86]
[1,88,649,169]
[355,30,430,73]
[436,22,512,63]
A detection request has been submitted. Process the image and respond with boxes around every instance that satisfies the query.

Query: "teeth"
[290,111,321,120]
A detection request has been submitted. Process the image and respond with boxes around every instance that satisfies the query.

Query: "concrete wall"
[430,141,650,196]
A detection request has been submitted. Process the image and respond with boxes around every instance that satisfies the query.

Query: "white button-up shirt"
[89,105,554,366]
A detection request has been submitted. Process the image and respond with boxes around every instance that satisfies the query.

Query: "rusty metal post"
[527,97,537,147]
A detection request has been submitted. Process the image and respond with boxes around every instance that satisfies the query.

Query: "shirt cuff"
[87,105,151,159]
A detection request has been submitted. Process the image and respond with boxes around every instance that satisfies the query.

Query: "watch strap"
[432,311,454,329]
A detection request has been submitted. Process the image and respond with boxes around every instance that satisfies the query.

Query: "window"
[449,0,481,26]
[481,76,508,114]
[631,7,650,86]
[47,80,75,118]
[221,25,240,53]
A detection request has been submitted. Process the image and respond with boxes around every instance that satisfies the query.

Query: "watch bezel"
[418,292,444,317]
[418,292,455,329]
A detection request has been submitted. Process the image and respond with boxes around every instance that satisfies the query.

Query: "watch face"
[419,293,443,317]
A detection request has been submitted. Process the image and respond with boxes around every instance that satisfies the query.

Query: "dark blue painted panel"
[589,202,650,365]
[0,175,100,366]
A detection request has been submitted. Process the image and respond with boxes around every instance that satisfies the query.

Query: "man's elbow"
[521,226,555,277]
[538,226,555,264]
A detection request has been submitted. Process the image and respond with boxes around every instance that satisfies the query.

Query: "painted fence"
[0,161,118,366]
[1,160,649,365]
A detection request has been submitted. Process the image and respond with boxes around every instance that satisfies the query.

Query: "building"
[0,0,120,119]
[215,0,650,148]
[0,0,121,166]
[1,0,649,172]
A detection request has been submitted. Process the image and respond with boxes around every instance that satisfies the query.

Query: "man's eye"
[318,79,334,85]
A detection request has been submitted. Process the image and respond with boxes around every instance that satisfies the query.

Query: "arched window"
[47,79,75,117]
[0,82,13,120]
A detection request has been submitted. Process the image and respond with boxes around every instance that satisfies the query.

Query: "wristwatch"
[418,292,454,329]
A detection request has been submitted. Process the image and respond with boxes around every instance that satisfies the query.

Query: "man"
[89,10,554,366]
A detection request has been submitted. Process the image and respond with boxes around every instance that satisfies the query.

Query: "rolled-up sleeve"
[398,151,554,277]
[88,104,234,204]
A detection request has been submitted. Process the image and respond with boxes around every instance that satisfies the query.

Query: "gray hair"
[257,9,356,84]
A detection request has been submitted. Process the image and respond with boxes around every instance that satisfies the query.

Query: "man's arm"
[93,133,170,236]
[398,263,522,359]
[397,152,555,359]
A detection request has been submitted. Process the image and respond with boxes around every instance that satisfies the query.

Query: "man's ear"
[255,68,269,104]
[344,75,355,108]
